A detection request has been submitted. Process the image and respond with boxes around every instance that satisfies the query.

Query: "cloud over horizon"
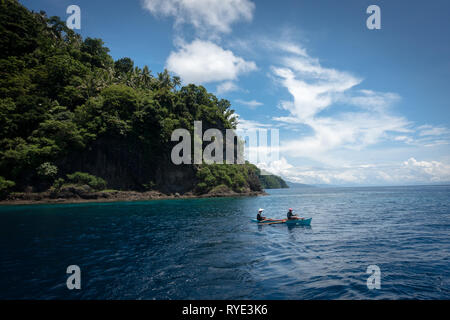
[256,157,450,185]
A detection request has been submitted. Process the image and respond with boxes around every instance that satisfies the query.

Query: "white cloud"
[235,99,263,109]
[235,114,271,132]
[390,125,450,148]
[279,42,308,57]
[166,39,257,84]
[270,41,411,160]
[225,39,449,186]
[216,81,238,94]
[402,157,450,182]
[281,111,411,156]
[394,135,414,144]
[272,59,361,121]
[259,39,308,57]
[338,89,401,111]
[418,124,450,137]
[142,0,255,35]
[257,157,293,176]
[260,157,450,185]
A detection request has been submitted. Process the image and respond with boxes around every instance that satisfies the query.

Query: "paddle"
[258,219,287,225]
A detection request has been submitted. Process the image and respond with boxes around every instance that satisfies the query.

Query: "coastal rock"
[2,189,267,205]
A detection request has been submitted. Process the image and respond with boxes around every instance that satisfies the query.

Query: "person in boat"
[257,208,266,221]
[287,208,298,220]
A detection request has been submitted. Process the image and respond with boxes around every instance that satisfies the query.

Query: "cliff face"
[56,134,198,193]
[155,162,198,194]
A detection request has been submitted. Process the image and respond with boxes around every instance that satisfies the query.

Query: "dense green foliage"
[196,162,261,193]
[50,172,106,192]
[0,0,277,196]
[0,176,15,197]
[65,172,107,190]
[258,174,289,189]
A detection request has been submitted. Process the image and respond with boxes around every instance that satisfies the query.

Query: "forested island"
[0,0,288,203]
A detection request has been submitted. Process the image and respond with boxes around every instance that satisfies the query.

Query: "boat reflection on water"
[255,220,313,232]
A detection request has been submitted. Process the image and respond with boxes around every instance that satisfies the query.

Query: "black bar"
[1,300,448,319]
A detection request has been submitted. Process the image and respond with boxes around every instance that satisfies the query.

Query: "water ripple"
[0,186,449,299]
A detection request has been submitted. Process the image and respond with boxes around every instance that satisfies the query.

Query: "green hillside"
[0,0,266,197]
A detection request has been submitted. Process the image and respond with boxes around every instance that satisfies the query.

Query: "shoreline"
[0,190,268,206]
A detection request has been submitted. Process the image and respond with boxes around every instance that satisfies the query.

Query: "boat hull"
[251,218,312,226]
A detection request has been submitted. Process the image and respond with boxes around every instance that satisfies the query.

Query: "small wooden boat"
[251,217,312,226]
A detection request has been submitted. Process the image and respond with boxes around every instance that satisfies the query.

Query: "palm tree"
[78,69,111,99]
[172,76,181,89]
[157,69,172,90]
[141,66,152,89]
[125,67,141,88]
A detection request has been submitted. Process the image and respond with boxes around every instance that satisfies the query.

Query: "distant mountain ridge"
[286,181,314,188]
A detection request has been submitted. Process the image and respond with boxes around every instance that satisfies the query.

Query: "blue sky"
[22,0,450,185]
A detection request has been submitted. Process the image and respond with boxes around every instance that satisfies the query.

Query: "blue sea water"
[0,186,449,300]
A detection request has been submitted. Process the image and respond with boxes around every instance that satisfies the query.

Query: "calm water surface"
[1,186,449,299]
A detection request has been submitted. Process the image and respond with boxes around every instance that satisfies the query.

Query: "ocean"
[0,185,449,299]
